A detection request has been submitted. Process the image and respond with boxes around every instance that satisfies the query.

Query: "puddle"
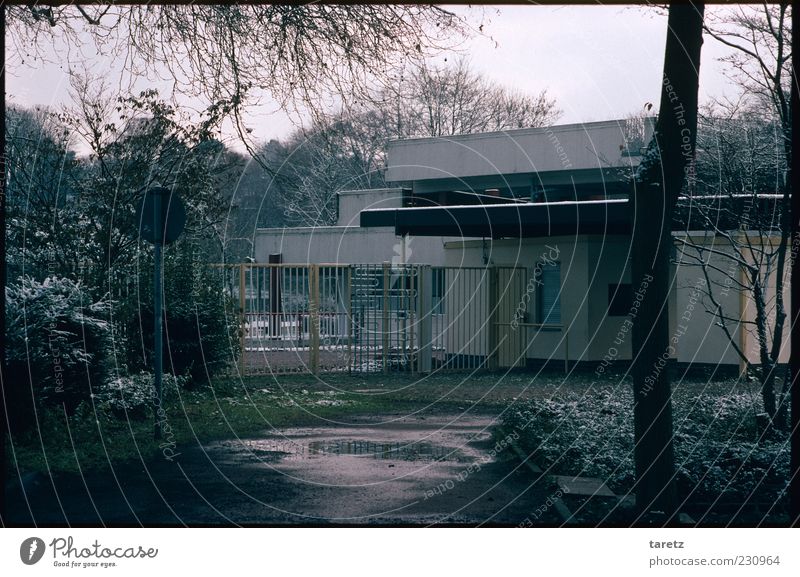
[218,438,466,463]
[307,440,463,461]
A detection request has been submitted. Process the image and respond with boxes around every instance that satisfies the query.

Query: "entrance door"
[494,267,527,369]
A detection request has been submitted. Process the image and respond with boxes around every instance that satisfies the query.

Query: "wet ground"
[5,413,561,526]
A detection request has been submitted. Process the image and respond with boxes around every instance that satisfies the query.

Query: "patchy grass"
[9,380,411,475]
[8,368,763,479]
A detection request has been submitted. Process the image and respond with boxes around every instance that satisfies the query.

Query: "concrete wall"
[255,226,453,266]
[586,235,633,361]
[440,234,777,367]
[673,233,791,367]
[336,189,405,227]
[386,119,654,185]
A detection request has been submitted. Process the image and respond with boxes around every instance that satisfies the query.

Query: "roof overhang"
[360,199,631,238]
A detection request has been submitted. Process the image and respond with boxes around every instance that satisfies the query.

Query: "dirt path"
[5,413,559,526]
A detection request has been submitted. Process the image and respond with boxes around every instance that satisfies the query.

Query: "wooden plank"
[551,475,616,497]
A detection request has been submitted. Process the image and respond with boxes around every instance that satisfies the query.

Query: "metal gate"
[221,263,567,375]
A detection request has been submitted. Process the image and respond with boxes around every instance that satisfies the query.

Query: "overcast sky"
[6,4,740,152]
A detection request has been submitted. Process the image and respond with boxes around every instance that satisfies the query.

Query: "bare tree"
[381,57,561,138]
[676,3,791,426]
[6,4,468,160]
[630,1,704,520]
[268,59,561,226]
[266,122,374,227]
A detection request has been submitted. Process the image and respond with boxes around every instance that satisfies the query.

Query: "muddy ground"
[5,412,562,526]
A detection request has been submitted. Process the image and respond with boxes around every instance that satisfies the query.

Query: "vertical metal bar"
[383,261,390,374]
[153,192,163,440]
[310,264,320,375]
[248,265,254,338]
[459,269,464,370]
[347,266,352,374]
[410,265,416,373]
[488,266,497,370]
[564,329,569,374]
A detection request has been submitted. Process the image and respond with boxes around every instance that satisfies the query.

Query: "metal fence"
[219,263,567,376]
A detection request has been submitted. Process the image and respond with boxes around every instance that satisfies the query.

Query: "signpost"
[136,186,186,439]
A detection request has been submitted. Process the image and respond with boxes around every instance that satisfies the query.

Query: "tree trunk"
[789,0,800,527]
[761,363,778,420]
[753,280,779,419]
[631,2,704,521]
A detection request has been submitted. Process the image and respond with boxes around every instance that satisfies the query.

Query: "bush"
[672,393,790,504]
[123,243,239,385]
[94,371,186,420]
[5,276,112,432]
[502,386,789,507]
[502,387,635,491]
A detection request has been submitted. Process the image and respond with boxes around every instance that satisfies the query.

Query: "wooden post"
[416,265,433,373]
[309,265,320,375]
[738,259,748,378]
[382,261,390,374]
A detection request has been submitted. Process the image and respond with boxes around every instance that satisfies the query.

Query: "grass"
[7,368,759,477]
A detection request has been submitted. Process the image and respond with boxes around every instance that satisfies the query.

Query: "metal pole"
[346,267,352,374]
[382,262,390,374]
[239,264,246,375]
[153,192,163,441]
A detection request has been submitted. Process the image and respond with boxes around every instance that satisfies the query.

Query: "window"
[536,263,561,325]
[608,284,632,316]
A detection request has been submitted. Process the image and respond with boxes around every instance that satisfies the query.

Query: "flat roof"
[360,199,631,238]
[385,118,655,184]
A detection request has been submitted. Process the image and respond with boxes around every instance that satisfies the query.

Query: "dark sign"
[136,187,186,245]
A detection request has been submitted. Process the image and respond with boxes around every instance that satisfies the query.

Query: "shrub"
[502,386,789,507]
[502,387,635,491]
[94,371,186,420]
[5,276,112,432]
[123,244,239,385]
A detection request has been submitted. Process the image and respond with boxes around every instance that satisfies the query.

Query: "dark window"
[608,284,632,316]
